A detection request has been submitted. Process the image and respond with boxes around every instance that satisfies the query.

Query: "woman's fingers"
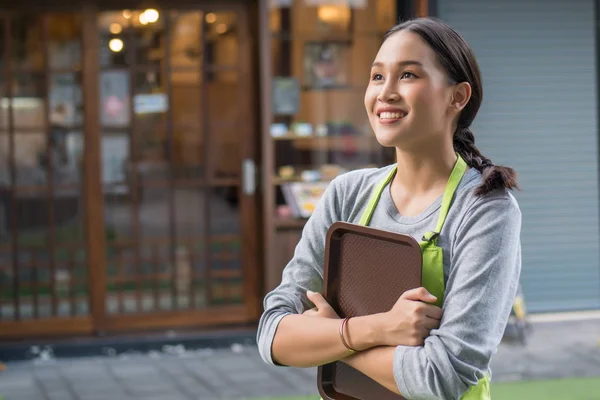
[307,290,330,309]
[401,287,437,304]
[423,316,441,330]
[422,303,443,320]
[306,290,339,319]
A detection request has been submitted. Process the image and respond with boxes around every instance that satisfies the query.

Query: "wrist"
[346,313,387,351]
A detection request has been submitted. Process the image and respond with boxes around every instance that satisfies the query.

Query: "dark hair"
[383,18,518,196]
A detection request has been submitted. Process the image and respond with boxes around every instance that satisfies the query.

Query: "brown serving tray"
[317,221,423,400]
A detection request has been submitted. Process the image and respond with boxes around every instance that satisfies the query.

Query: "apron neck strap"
[422,154,468,241]
[358,166,396,226]
[359,155,468,232]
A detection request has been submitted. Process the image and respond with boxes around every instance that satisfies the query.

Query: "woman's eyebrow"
[371,60,424,68]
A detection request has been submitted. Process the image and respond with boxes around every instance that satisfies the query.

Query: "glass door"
[96,5,260,331]
[0,11,92,336]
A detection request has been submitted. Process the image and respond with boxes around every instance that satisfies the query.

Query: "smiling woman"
[258,17,522,400]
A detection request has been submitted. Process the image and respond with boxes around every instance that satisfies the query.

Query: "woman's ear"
[451,82,472,111]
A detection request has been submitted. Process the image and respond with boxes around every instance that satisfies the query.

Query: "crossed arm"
[271,288,442,396]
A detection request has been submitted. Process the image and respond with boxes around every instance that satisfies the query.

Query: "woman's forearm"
[271,314,382,368]
[343,346,402,395]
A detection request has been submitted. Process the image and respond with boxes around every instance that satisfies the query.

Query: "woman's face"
[364,30,457,149]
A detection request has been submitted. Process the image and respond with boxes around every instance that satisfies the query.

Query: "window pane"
[12,73,46,128]
[100,71,130,127]
[56,130,84,186]
[10,14,44,70]
[133,10,164,66]
[101,132,129,187]
[204,12,239,67]
[13,133,47,186]
[47,14,82,70]
[50,73,83,127]
[134,70,168,166]
[170,11,203,69]
[98,11,132,67]
[171,70,203,180]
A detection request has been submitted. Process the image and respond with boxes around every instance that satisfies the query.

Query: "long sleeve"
[393,191,522,399]
[256,177,344,365]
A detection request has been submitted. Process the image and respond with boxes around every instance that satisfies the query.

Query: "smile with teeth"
[379,111,406,120]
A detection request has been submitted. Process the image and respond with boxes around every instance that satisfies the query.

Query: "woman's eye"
[372,73,384,81]
[401,72,416,79]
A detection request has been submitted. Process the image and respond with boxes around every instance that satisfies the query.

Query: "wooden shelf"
[274,218,308,229]
[273,177,334,185]
[274,135,380,152]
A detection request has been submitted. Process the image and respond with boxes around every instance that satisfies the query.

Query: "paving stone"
[226,370,273,384]
[2,392,45,400]
[110,365,159,377]
[184,387,217,398]
[135,396,189,400]
[79,395,133,400]
[4,397,42,400]
[214,387,244,399]
[238,382,307,398]
[46,390,77,400]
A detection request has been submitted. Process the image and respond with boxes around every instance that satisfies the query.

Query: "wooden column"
[82,2,108,334]
[416,0,429,17]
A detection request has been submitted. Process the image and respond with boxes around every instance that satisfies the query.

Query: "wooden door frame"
[82,2,108,335]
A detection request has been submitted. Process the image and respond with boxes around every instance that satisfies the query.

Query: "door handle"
[242,158,257,195]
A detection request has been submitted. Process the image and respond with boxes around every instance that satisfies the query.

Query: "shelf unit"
[260,0,400,293]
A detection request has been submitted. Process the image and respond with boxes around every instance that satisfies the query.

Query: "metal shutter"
[438,0,600,312]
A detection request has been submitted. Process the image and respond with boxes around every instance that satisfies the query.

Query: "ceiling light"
[144,9,159,23]
[109,38,124,52]
[109,23,122,34]
[206,13,217,24]
[216,23,227,34]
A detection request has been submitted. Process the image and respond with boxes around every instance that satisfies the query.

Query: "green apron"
[357,154,491,399]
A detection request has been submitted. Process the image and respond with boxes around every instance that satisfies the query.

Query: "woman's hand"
[303,290,340,319]
[378,287,443,347]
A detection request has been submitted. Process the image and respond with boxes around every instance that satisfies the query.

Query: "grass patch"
[493,377,600,399]
[250,377,600,400]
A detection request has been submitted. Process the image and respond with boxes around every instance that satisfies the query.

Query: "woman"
[257,17,521,400]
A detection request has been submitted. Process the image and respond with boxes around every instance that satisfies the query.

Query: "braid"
[454,127,519,196]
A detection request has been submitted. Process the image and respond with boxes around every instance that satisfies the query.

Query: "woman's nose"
[377,81,399,102]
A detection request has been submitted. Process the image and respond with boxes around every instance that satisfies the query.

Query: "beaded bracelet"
[339,317,359,353]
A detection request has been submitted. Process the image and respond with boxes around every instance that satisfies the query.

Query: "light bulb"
[144,9,159,23]
[109,23,122,34]
[109,38,124,52]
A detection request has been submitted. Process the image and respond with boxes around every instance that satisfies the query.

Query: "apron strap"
[359,166,397,226]
[422,155,468,242]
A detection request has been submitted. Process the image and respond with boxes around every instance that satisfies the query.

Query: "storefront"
[0,1,412,338]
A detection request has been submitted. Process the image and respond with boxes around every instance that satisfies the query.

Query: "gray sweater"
[257,165,522,400]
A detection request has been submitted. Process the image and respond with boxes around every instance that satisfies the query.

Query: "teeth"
[379,112,404,119]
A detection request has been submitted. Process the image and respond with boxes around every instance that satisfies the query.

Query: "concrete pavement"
[0,317,599,400]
